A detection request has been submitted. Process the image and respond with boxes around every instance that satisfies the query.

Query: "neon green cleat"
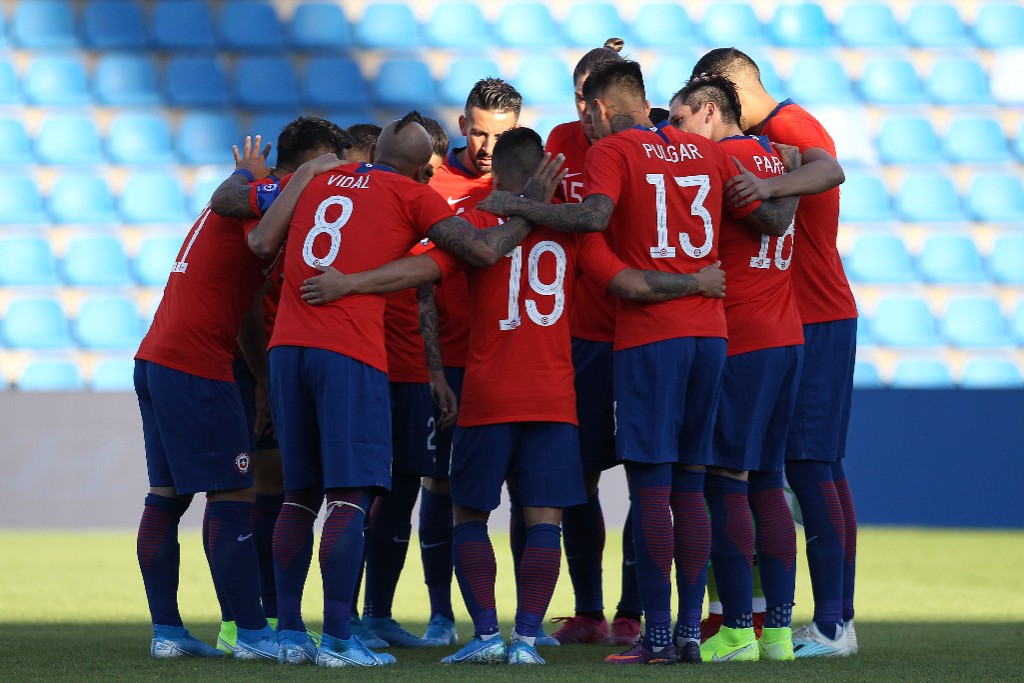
[267,617,278,631]
[699,626,759,663]
[758,627,795,661]
[216,621,237,654]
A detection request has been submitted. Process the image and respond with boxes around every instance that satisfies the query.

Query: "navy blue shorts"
[431,366,465,481]
[786,319,857,463]
[268,346,391,492]
[572,338,617,472]
[614,337,727,466]
[390,382,437,476]
[135,360,253,495]
[234,358,280,452]
[713,345,804,473]
[450,422,586,512]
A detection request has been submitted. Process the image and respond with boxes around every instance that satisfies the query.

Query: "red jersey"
[546,120,616,344]
[716,135,804,356]
[262,257,283,342]
[269,163,453,372]
[759,100,857,325]
[584,122,757,351]
[429,209,626,427]
[384,241,433,383]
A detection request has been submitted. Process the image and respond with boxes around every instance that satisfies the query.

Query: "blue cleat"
[151,624,224,659]
[534,625,560,647]
[441,635,507,664]
[507,633,545,665]
[277,629,317,665]
[349,614,389,649]
[422,614,458,646]
[316,634,396,667]
[235,624,279,661]
[364,616,427,647]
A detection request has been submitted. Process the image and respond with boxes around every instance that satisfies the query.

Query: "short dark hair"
[396,109,426,132]
[492,127,543,187]
[690,48,761,83]
[276,116,353,169]
[421,116,449,158]
[573,37,626,85]
[465,77,522,117]
[345,123,382,160]
[582,60,646,103]
[649,107,670,126]
[671,73,742,127]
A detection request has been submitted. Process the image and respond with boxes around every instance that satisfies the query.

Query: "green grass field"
[2,527,1023,680]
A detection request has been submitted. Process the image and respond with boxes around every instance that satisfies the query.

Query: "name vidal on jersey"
[640,142,704,163]
[325,174,371,189]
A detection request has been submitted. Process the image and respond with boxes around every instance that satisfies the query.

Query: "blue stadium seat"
[0,59,18,104]
[2,298,72,350]
[12,0,77,49]
[18,360,84,391]
[0,117,33,164]
[649,55,695,105]
[845,234,915,283]
[0,236,58,285]
[876,116,943,164]
[513,57,571,106]
[322,109,378,131]
[896,172,966,222]
[961,359,1022,388]
[905,2,970,48]
[768,3,833,47]
[49,174,120,225]
[74,297,144,350]
[177,111,240,166]
[24,55,90,105]
[838,171,894,222]
[991,51,1024,105]
[700,3,768,46]
[355,3,420,49]
[916,234,986,284]
[440,58,501,106]
[1016,120,1024,162]
[94,54,161,106]
[926,57,991,106]
[988,234,1024,284]
[966,172,1024,223]
[246,113,296,168]
[1012,300,1024,344]
[836,2,903,47]
[943,116,1011,164]
[92,357,138,392]
[858,58,924,105]
[164,56,231,107]
[151,0,217,50]
[852,361,883,388]
[219,1,285,51]
[495,3,560,48]
[943,296,1010,347]
[35,114,104,166]
[0,177,47,225]
[83,0,148,49]
[973,2,1024,48]
[871,296,941,347]
[119,172,189,224]
[785,58,855,104]
[61,236,133,287]
[563,3,627,48]
[425,2,491,49]
[107,113,175,166]
[188,174,223,214]
[890,358,954,388]
[234,56,300,109]
[631,4,696,47]
[134,235,182,286]
[287,2,353,50]
[372,60,436,108]
[304,57,371,109]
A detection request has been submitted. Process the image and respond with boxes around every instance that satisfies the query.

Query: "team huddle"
[134,42,859,667]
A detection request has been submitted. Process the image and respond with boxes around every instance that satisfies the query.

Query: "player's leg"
[832,459,857,641]
[609,503,644,646]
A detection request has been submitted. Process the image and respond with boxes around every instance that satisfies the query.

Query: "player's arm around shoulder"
[724,156,800,237]
[609,261,726,303]
[725,143,844,209]
[300,253,445,305]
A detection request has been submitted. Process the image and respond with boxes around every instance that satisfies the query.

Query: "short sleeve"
[410,183,456,237]
[426,248,467,280]
[582,141,624,205]
[248,173,293,218]
[577,232,628,291]
[764,110,832,153]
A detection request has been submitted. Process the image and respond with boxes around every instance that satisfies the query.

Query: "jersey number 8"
[303,195,354,268]
[499,240,567,330]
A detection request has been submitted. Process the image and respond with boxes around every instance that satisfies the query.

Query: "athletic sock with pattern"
[562,492,605,615]
[508,489,527,588]
[202,500,232,623]
[206,500,265,630]
[515,523,562,637]
[252,493,283,619]
[419,486,455,621]
[320,488,371,640]
[137,493,190,627]
[832,460,857,623]
[273,486,321,633]
[363,473,419,619]
[671,468,710,643]
[625,461,674,649]
[452,520,499,638]
[749,471,797,628]
[705,474,754,630]
[615,505,644,616]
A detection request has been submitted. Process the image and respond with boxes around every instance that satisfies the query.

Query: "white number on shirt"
[749,222,795,271]
[498,241,567,330]
[172,205,213,273]
[426,416,436,451]
[302,195,353,268]
[647,173,714,260]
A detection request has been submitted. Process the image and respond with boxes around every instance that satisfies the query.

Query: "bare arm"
[743,195,800,237]
[300,253,443,304]
[476,192,614,234]
[608,261,726,302]
[237,279,273,434]
[417,284,457,429]
[211,135,273,218]
[426,215,533,267]
[725,146,844,207]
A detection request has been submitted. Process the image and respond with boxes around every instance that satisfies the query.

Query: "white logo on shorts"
[235,452,250,475]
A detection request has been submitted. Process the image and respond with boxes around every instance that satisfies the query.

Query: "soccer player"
[669,74,802,663]
[345,123,383,164]
[690,48,857,657]
[477,60,795,665]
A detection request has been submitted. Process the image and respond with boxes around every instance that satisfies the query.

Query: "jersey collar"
[357,162,399,175]
[759,98,795,130]
[720,133,774,154]
[447,148,480,177]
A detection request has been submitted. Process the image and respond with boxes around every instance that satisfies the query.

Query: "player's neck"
[742,90,780,135]
[270,165,293,177]
[715,123,745,141]
[456,148,490,179]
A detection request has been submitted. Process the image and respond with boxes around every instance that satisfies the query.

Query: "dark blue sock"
[137,493,190,627]
[320,488,371,640]
[252,493,283,619]
[202,500,232,622]
[508,489,526,589]
[832,461,857,623]
[671,469,709,643]
[418,486,454,621]
[562,492,605,614]
[785,460,845,638]
[351,495,375,617]
[207,500,266,630]
[273,486,321,632]
[515,523,562,637]
[616,505,643,616]
[749,471,796,628]
[626,462,673,649]
[363,474,419,618]
[705,474,754,629]
[452,520,498,638]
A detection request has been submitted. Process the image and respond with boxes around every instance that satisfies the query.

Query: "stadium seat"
[60,236,133,287]
[188,173,224,214]
[24,55,90,106]
[1016,120,1024,162]
[107,113,175,166]
[896,172,967,222]
[973,2,1024,48]
[74,297,144,350]
[988,234,1024,284]
[0,117,34,165]
[960,359,1023,388]
[631,3,696,47]
[1012,300,1024,344]
[12,0,77,49]
[785,58,855,104]
[164,56,231,107]
[513,57,571,106]
[858,58,924,105]
[700,3,768,46]
[0,236,58,286]
[17,360,84,391]
[2,298,72,350]
[852,360,883,388]
[876,116,943,165]
[649,55,696,105]
[354,3,420,49]
[94,54,161,106]
[119,172,189,224]
[991,50,1024,105]
[562,3,627,48]
[943,296,1010,347]
[916,234,986,284]
[304,57,371,109]
[844,234,915,283]
[219,1,285,51]
[0,59,18,104]
[890,358,954,388]
[35,114,104,166]
[768,3,834,47]
[965,172,1024,223]
[134,235,182,286]
[871,296,942,347]
[943,116,1011,164]
[424,2,491,49]
[234,56,300,109]
[92,357,138,392]
[905,2,970,48]
[48,174,120,225]
[926,57,991,106]
[322,108,378,131]
[838,171,894,222]
[83,0,148,49]
[245,112,298,168]
[151,0,217,50]
[0,177,47,225]
[372,60,436,108]
[440,58,502,106]
[495,3,560,48]
[287,2,353,49]
[836,2,903,47]
[177,111,240,166]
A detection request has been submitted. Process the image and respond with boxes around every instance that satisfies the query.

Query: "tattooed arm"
[743,194,799,237]
[476,192,615,234]
[211,135,273,218]
[608,261,726,302]
[417,284,457,428]
[426,214,534,267]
